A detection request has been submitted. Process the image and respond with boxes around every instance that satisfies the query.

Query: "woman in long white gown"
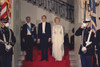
[52,17,64,61]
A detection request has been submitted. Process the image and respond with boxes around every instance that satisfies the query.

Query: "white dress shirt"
[27,23,31,35]
[42,22,46,34]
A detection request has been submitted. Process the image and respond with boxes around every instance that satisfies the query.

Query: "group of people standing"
[1,15,100,67]
[21,15,64,62]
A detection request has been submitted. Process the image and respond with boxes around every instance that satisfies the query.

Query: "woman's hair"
[54,17,60,22]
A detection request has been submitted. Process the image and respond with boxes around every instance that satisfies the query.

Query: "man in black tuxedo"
[0,21,16,67]
[21,16,36,61]
[38,15,51,61]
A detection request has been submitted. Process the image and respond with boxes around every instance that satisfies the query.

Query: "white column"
[13,0,21,67]
[74,0,82,67]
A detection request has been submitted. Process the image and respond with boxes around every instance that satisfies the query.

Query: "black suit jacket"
[21,23,36,39]
[38,22,51,39]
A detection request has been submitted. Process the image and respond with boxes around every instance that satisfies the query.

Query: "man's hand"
[22,38,25,43]
[5,44,12,52]
[48,38,51,42]
[37,39,40,44]
[81,47,87,54]
[34,39,36,42]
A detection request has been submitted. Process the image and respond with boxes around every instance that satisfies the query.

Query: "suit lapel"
[45,22,47,32]
[31,23,32,30]
[41,23,42,32]
[25,24,27,34]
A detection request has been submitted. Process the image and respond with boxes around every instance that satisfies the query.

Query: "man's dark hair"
[72,28,74,33]
[41,15,47,19]
[26,16,31,20]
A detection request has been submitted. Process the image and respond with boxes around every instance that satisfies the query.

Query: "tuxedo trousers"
[0,55,12,67]
[40,34,49,60]
[25,35,34,61]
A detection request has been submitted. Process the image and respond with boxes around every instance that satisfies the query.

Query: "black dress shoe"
[30,59,33,62]
[40,59,44,61]
[45,59,48,61]
[25,59,29,61]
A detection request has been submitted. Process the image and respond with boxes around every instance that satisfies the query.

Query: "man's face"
[42,17,46,22]
[2,23,9,28]
[26,18,31,23]
[86,22,90,28]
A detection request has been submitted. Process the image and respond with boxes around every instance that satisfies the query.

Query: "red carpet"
[22,46,70,67]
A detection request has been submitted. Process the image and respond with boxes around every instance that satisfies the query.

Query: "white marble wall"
[13,0,21,67]
[96,5,100,30]
[74,0,81,67]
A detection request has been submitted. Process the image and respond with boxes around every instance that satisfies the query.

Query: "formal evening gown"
[52,25,64,61]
